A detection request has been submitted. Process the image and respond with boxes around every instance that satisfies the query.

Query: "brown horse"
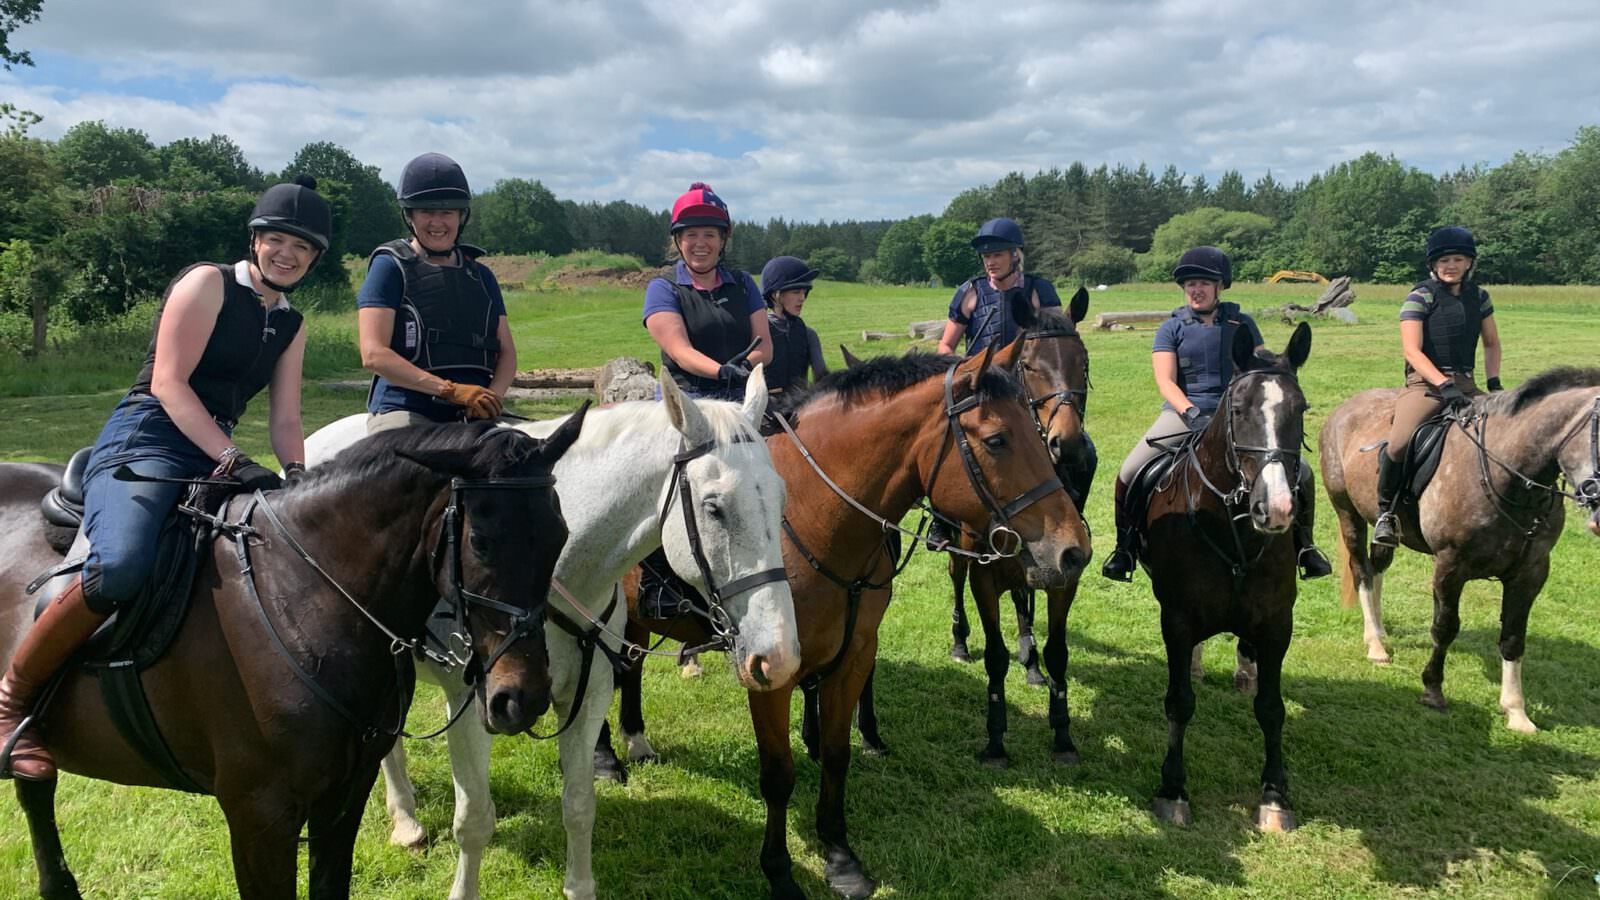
[1142,322,1312,832]
[1320,367,1600,732]
[0,416,584,900]
[939,294,1095,766]
[603,340,1090,898]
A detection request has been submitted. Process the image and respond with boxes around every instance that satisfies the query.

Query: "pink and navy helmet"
[670,182,731,234]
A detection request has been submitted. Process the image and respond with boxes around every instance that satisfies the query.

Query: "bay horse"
[601,339,1090,898]
[0,416,585,899]
[311,369,800,900]
[1141,322,1312,832]
[1320,366,1600,732]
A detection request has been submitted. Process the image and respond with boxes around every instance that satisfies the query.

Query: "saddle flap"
[1405,416,1450,501]
[1126,448,1183,526]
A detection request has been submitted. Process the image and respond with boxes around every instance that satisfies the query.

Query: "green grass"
[3,281,1599,898]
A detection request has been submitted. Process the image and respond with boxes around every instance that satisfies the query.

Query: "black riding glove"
[1180,407,1210,432]
[214,449,283,492]
[1486,377,1504,392]
[1436,379,1471,411]
[718,360,752,383]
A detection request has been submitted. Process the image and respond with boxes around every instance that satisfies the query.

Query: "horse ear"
[740,364,769,425]
[992,332,1024,373]
[1230,324,1258,374]
[537,400,589,464]
[840,345,864,369]
[1069,286,1090,324]
[661,367,712,444]
[394,447,476,479]
[1009,289,1037,330]
[1285,321,1312,370]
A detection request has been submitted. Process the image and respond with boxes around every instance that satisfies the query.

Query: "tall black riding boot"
[1293,466,1332,579]
[1370,453,1405,549]
[1,577,107,781]
[1099,478,1138,582]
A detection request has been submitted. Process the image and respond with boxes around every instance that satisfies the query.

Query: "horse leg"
[1334,501,1390,663]
[380,739,428,850]
[855,662,888,757]
[801,680,821,761]
[14,777,82,900]
[1497,557,1548,734]
[1153,620,1197,826]
[971,564,1012,767]
[593,718,626,784]
[1041,581,1080,764]
[1250,633,1296,832]
[816,648,880,899]
[307,761,386,900]
[1189,641,1206,681]
[555,641,616,900]
[1013,588,1045,686]
[1234,638,1259,697]
[1419,560,1467,712]
[949,555,973,662]
[444,685,496,900]
[617,617,658,765]
[217,790,304,900]
[750,686,803,900]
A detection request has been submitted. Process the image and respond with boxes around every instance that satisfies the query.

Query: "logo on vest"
[405,320,418,352]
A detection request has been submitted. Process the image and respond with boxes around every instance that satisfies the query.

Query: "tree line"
[3,119,1598,356]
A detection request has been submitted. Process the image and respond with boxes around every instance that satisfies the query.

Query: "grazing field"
[2,279,1598,898]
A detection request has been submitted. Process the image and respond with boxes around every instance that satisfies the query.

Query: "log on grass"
[1094,311,1170,329]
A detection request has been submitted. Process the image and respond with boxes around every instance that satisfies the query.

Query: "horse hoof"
[1025,668,1047,687]
[1153,797,1192,826]
[1366,650,1392,666]
[1419,690,1449,712]
[1051,748,1081,766]
[1233,671,1258,697]
[862,742,890,759]
[1504,710,1539,734]
[951,643,973,663]
[977,748,1010,769]
[1255,801,1297,832]
[680,658,703,679]
[824,862,878,899]
[389,821,428,851]
[770,877,806,900]
[593,757,629,784]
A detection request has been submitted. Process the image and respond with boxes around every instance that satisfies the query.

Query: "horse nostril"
[488,689,520,727]
[1061,545,1087,573]
[748,654,772,688]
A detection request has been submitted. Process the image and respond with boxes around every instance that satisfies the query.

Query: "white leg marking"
[1500,658,1539,734]
[1190,642,1206,680]
[1360,573,1391,664]
[381,739,427,850]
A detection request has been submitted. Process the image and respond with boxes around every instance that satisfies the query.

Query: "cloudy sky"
[5,0,1598,222]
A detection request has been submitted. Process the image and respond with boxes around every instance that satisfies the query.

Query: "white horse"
[304,368,800,900]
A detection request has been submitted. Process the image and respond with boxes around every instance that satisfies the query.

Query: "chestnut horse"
[603,340,1091,898]
[0,417,583,899]
[1141,322,1312,832]
[1320,367,1600,732]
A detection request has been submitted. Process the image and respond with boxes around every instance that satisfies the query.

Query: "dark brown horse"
[1142,322,1312,832]
[1320,367,1600,732]
[0,416,584,899]
[603,340,1090,898]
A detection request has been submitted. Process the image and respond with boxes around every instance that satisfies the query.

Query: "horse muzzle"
[481,666,552,734]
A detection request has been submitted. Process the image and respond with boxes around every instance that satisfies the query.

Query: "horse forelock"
[1492,366,1600,415]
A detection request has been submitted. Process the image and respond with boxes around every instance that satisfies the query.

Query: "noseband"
[1019,328,1090,444]
[927,361,1064,558]
[656,436,790,656]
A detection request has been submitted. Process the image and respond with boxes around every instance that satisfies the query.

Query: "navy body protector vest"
[661,275,753,396]
[371,239,500,380]
[765,312,813,393]
[1168,301,1243,415]
[1409,279,1485,377]
[963,275,1035,356]
[130,263,303,427]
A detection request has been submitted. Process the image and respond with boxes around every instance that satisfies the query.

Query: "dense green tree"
[0,133,67,245]
[1135,207,1275,282]
[1444,153,1557,283]
[1,0,42,69]
[1283,153,1438,280]
[53,121,159,186]
[474,178,573,256]
[873,215,932,284]
[808,247,854,281]
[1249,172,1294,222]
[921,218,977,287]
[1071,242,1136,285]
[284,141,400,257]
[1213,170,1249,211]
[160,135,262,192]
[1543,126,1600,284]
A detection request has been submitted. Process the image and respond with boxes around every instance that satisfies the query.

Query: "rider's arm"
[806,326,828,379]
[489,315,516,398]
[937,283,974,355]
[1400,320,1450,387]
[646,311,723,378]
[266,326,307,467]
[148,265,242,462]
[1480,313,1502,382]
[1152,351,1193,413]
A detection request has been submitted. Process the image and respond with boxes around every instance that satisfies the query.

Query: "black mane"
[1498,367,1600,415]
[302,421,535,491]
[777,350,1020,422]
[1033,306,1079,336]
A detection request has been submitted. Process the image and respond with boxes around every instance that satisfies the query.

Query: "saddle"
[1371,412,1451,507]
[38,447,92,553]
[1117,430,1199,544]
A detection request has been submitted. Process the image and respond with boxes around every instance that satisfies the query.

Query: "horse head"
[1224,321,1312,534]
[659,368,801,692]
[1014,288,1092,469]
[930,338,1090,588]
[400,406,588,734]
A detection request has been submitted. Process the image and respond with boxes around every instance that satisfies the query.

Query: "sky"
[4,0,1599,223]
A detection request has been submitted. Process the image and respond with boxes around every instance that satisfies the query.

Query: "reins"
[1444,395,1600,539]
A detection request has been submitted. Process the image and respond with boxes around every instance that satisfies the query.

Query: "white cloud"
[6,0,1599,221]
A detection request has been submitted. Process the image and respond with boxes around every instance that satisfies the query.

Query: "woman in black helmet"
[1370,226,1504,549]
[759,255,827,394]
[0,177,329,782]
[937,217,1063,356]
[357,152,516,433]
[1101,246,1331,583]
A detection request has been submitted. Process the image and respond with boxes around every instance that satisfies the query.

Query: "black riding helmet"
[971,217,1025,253]
[760,255,819,304]
[1172,246,1232,289]
[1425,226,1476,263]
[399,152,472,255]
[248,175,331,293]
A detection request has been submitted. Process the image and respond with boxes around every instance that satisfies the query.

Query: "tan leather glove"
[439,381,502,419]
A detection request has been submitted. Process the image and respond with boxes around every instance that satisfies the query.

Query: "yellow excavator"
[1267,270,1329,284]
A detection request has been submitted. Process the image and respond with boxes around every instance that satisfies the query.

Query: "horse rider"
[0,178,329,782]
[642,182,772,402]
[358,152,517,434]
[759,255,828,395]
[1371,226,1504,549]
[1101,246,1332,582]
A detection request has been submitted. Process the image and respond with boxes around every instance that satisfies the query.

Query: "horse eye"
[983,434,1008,450]
[468,528,492,559]
[702,498,725,519]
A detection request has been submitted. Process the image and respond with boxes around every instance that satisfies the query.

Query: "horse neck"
[547,428,683,606]
[1486,388,1599,483]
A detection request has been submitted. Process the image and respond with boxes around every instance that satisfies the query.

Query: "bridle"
[1448,394,1600,538]
[1018,327,1090,446]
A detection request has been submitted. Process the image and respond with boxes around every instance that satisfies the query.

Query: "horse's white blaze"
[1499,659,1539,733]
[1258,381,1295,529]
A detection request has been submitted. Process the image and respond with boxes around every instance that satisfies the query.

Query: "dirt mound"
[478,255,545,286]
[547,266,663,289]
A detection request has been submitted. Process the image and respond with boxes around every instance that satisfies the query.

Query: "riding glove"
[441,381,502,419]
[1180,407,1210,432]
[214,450,283,492]
[1486,377,1504,392]
[1436,379,1471,410]
[718,360,752,383]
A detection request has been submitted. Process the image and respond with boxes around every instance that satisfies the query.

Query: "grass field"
[2,277,1598,898]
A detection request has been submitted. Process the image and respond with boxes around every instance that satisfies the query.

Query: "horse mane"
[522,397,758,450]
[1491,367,1600,415]
[1034,307,1079,336]
[777,350,1020,424]
[300,421,533,491]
